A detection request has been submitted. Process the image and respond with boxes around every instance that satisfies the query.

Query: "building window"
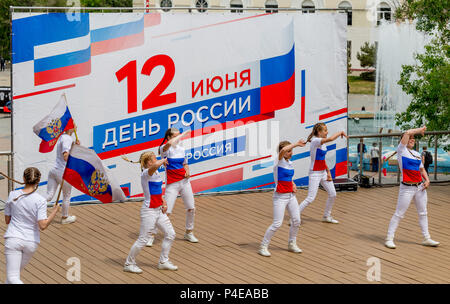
[196,0,208,13]
[265,0,278,13]
[302,0,315,14]
[230,0,243,13]
[347,40,352,61]
[377,2,392,25]
[160,0,172,12]
[338,1,352,26]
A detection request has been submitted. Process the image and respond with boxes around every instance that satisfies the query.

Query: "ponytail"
[122,152,155,171]
[307,123,326,142]
[159,128,178,155]
[0,171,25,185]
[13,167,41,202]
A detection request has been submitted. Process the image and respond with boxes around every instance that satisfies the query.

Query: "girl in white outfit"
[385,126,440,249]
[46,127,79,224]
[4,167,59,284]
[123,151,178,273]
[298,123,347,224]
[258,139,306,257]
[146,128,198,246]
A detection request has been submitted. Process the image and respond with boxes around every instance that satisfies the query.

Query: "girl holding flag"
[258,139,306,257]
[45,126,80,224]
[385,126,439,249]
[123,152,178,273]
[298,123,347,224]
[3,167,60,284]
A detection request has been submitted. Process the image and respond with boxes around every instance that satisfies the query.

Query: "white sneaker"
[146,235,154,247]
[158,261,178,271]
[258,245,271,257]
[322,216,339,224]
[184,232,199,243]
[422,238,440,247]
[61,215,77,225]
[123,264,143,274]
[385,239,396,249]
[288,241,302,253]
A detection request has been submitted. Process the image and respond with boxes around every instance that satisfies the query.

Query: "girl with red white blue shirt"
[158,128,198,244]
[385,126,439,249]
[123,152,178,273]
[258,139,306,257]
[298,123,347,224]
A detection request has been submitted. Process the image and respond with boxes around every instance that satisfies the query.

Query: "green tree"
[356,42,376,81]
[394,0,450,134]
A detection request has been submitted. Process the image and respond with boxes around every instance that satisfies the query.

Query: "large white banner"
[12,12,348,202]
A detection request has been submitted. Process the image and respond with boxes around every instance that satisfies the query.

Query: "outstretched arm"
[400,126,426,146]
[162,130,190,153]
[279,139,306,160]
[321,131,347,145]
[147,158,168,176]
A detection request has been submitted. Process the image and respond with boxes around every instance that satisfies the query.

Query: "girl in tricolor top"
[123,151,178,273]
[4,167,60,283]
[146,128,198,245]
[45,126,79,224]
[385,126,439,249]
[258,139,306,257]
[298,123,347,224]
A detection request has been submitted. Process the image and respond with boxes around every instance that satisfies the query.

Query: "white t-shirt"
[55,133,73,170]
[4,190,48,243]
[397,143,424,183]
[273,158,294,193]
[309,137,328,172]
[370,147,379,158]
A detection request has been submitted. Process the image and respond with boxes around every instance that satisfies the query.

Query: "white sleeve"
[61,136,73,154]
[4,192,14,216]
[310,137,321,150]
[37,197,48,221]
[397,142,407,156]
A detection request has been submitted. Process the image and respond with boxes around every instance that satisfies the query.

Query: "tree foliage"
[357,42,377,68]
[394,0,450,135]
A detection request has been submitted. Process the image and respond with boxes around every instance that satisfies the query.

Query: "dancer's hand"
[296,139,306,147]
[293,183,297,193]
[340,131,348,139]
[327,173,333,181]
[422,180,430,190]
[162,203,168,214]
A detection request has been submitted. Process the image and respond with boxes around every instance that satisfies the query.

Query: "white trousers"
[164,178,195,231]
[46,168,72,217]
[4,237,38,284]
[299,171,337,218]
[126,206,175,265]
[387,184,430,239]
[262,192,300,246]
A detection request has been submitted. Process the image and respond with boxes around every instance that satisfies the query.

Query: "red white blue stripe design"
[63,144,126,203]
[313,148,327,171]
[12,13,161,86]
[160,145,187,185]
[274,158,294,193]
[401,156,422,183]
[141,169,163,208]
[32,95,74,153]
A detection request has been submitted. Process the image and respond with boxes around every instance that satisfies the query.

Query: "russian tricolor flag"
[402,156,422,183]
[166,157,186,184]
[276,166,294,193]
[32,95,75,153]
[313,148,328,171]
[63,144,126,204]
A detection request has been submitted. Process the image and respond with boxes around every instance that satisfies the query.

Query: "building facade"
[133,0,404,72]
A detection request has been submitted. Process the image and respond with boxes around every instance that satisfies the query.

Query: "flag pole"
[54,179,64,207]
[62,92,79,143]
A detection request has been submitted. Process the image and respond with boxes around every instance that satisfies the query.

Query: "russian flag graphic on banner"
[32,94,74,153]
[63,144,126,203]
[401,156,422,183]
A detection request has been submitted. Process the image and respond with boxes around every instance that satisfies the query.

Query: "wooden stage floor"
[1,184,449,284]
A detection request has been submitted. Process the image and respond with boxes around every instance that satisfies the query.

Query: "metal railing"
[348,131,450,185]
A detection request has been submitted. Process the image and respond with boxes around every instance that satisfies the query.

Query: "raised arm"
[279,139,306,160]
[147,158,168,176]
[162,131,190,153]
[400,126,426,146]
[321,131,347,145]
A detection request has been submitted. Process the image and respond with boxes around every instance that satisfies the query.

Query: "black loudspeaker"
[357,175,374,188]
[319,178,358,191]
